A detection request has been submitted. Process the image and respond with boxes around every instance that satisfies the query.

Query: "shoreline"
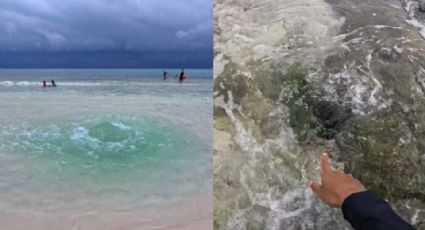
[0,191,212,230]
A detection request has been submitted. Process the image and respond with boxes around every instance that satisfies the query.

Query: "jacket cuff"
[342,190,386,227]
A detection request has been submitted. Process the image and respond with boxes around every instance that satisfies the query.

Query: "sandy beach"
[0,192,212,230]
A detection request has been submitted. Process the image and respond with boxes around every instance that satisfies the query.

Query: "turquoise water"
[0,69,212,212]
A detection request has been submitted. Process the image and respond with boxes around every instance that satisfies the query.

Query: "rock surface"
[419,0,425,12]
[214,0,425,229]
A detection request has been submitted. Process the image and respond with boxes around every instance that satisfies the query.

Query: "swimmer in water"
[43,81,47,87]
[163,71,168,80]
[51,80,57,87]
[179,69,185,82]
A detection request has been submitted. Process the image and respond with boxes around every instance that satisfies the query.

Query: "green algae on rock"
[214,0,425,229]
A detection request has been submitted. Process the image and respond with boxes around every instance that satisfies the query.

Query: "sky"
[0,0,213,68]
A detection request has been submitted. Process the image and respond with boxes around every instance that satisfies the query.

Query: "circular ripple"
[0,116,209,211]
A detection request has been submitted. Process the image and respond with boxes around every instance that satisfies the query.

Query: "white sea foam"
[0,81,101,86]
[406,18,425,38]
[214,0,344,69]
[70,126,90,141]
[0,81,207,87]
[111,121,131,130]
[1,81,14,86]
[403,0,425,39]
[323,65,392,115]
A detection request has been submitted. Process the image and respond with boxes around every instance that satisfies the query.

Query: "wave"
[0,81,100,86]
[403,0,425,39]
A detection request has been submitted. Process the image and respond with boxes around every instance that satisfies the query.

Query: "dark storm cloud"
[0,0,212,51]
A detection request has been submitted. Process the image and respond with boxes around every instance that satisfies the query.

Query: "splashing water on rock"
[214,0,425,229]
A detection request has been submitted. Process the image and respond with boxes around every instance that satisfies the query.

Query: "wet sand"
[0,192,212,230]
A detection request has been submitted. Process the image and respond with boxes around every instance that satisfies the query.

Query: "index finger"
[320,153,332,176]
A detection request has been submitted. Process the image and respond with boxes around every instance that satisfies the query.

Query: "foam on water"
[0,117,207,212]
[0,81,208,87]
[403,0,425,38]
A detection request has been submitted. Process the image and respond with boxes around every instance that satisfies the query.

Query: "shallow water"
[0,69,212,213]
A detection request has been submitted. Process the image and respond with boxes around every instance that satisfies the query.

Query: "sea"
[0,68,212,213]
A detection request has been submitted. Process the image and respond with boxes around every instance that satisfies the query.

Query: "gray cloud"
[0,0,213,52]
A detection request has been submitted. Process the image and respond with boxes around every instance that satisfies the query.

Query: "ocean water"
[0,69,212,213]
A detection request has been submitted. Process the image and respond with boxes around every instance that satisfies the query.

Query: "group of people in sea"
[163,69,188,82]
[43,80,57,87]
[41,69,187,88]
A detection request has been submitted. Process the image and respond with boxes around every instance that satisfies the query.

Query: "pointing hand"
[309,153,366,208]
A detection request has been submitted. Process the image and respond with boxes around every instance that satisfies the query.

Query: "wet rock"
[288,99,314,141]
[336,111,425,200]
[378,47,402,62]
[419,0,425,13]
[247,220,266,230]
[238,193,251,209]
[279,217,304,230]
[313,101,352,139]
[214,106,227,118]
[213,61,239,104]
[214,207,232,230]
[421,154,425,168]
[281,63,315,141]
[214,0,425,228]
[231,75,250,104]
[216,74,250,105]
[255,68,285,101]
[245,205,270,230]
[280,63,357,141]
[260,115,283,139]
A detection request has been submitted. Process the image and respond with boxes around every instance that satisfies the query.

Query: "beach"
[0,69,212,229]
[0,192,212,230]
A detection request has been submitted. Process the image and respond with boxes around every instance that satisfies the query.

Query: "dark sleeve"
[342,190,415,230]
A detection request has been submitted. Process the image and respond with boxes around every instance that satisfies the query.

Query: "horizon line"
[0,67,213,70]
